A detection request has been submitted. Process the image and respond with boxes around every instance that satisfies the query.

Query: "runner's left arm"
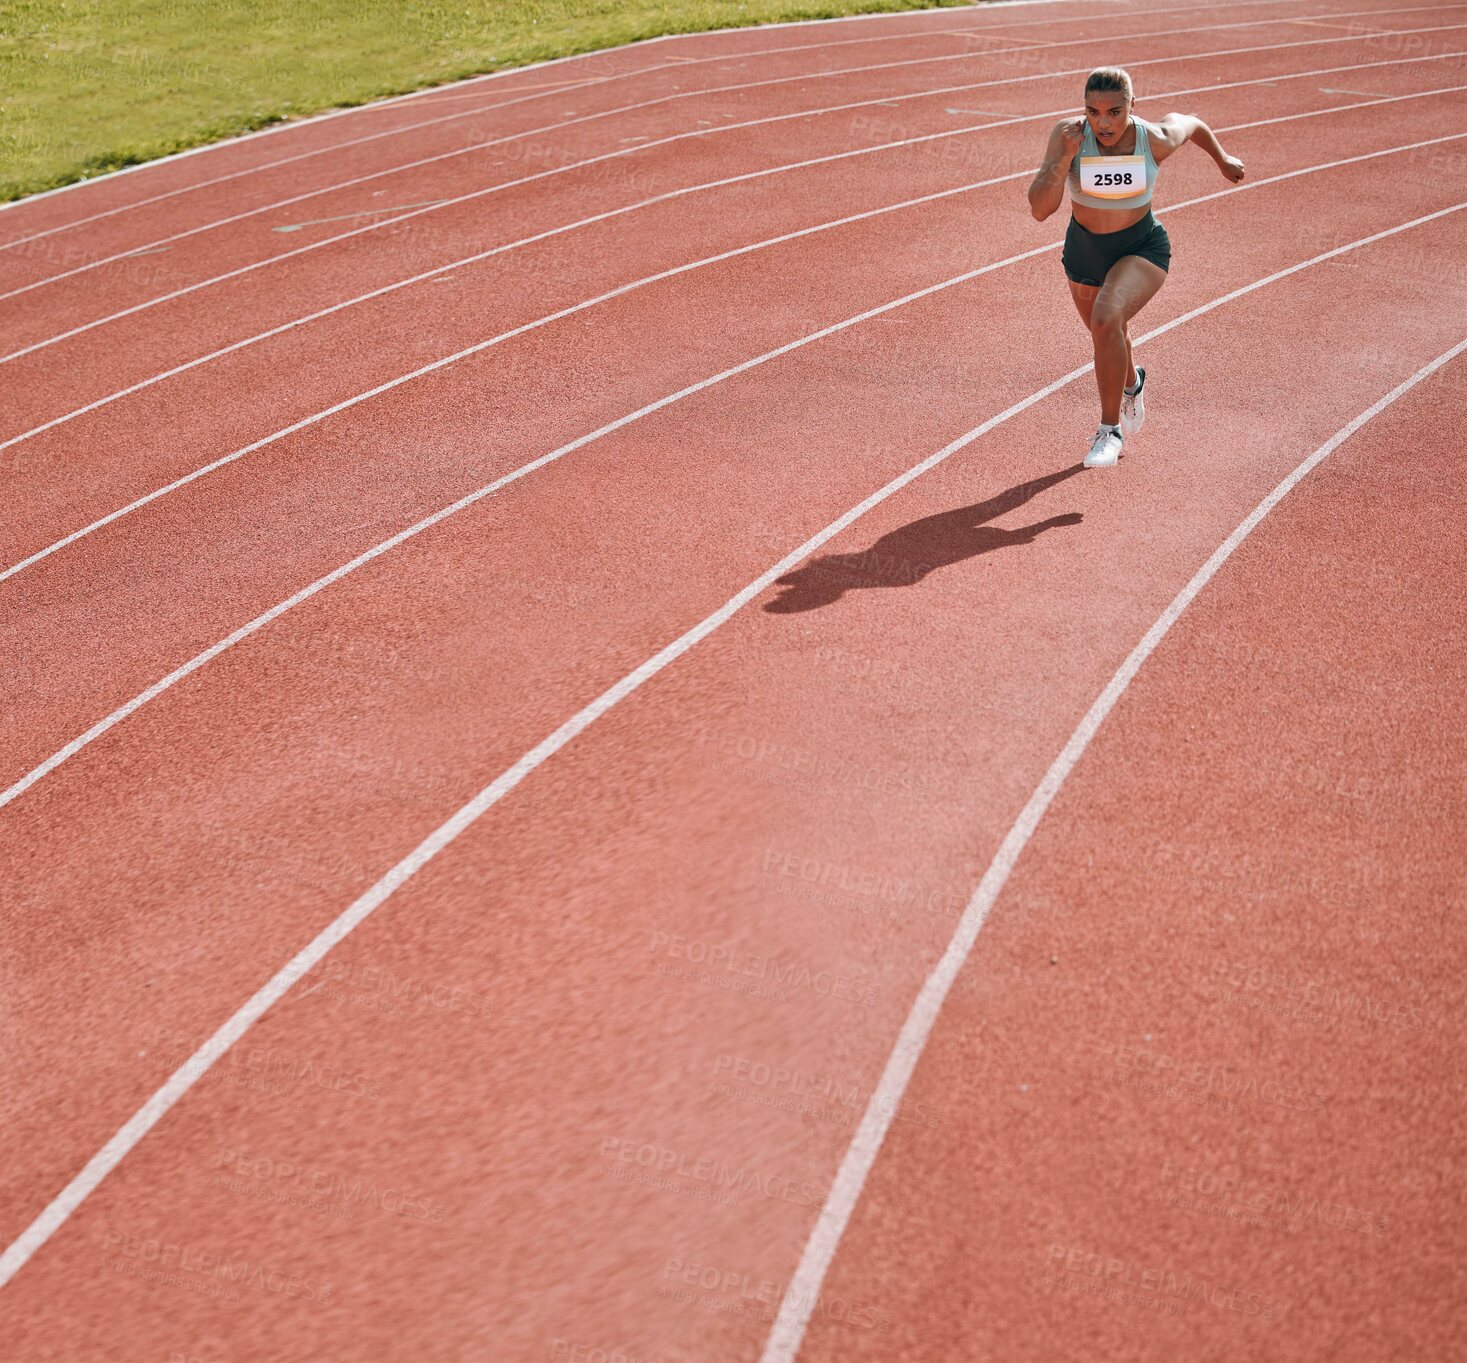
[1158,113,1245,182]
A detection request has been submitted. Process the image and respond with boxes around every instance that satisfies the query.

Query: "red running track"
[0,3,1463,1361]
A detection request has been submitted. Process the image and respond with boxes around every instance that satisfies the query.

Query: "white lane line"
[2,83,1460,574]
[413,74,623,97]
[0,10,1159,259]
[0,16,1034,255]
[272,200,449,232]
[3,7,1453,317]
[0,0,1446,224]
[9,39,1461,391]
[1288,18,1397,33]
[596,0,1123,29]
[756,330,1467,1363]
[0,47,1455,437]
[0,76,627,223]
[0,0,1163,242]
[0,200,1460,1295]
[7,174,1460,799]
[0,82,622,256]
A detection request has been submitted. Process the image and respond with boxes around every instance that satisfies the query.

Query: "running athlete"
[1027,67,1246,467]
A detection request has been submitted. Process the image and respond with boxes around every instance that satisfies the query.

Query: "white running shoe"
[1120,365,1146,435]
[1083,423,1124,468]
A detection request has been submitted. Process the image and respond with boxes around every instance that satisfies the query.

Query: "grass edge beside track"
[0,0,989,204]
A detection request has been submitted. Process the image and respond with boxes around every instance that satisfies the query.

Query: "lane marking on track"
[944,31,1056,51]
[0,7,1166,257]
[0,6,1090,254]
[9,3,1454,288]
[2,6,1454,319]
[6,58,1460,435]
[272,200,449,232]
[0,78,616,224]
[0,81,623,256]
[1288,18,1397,33]
[6,31,1459,380]
[0,0,1443,223]
[755,331,1467,1363]
[416,75,622,97]
[0,202,1460,1295]
[11,63,1454,468]
[3,94,1462,582]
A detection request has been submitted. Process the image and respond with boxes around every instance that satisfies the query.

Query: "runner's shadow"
[764,463,1084,614]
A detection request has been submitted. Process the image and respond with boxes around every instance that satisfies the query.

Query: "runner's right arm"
[1028,118,1084,221]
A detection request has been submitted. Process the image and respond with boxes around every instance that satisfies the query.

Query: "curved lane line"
[4,116,1461,587]
[4,52,1459,457]
[2,9,1452,320]
[0,0,1167,234]
[0,78,621,255]
[0,0,1448,227]
[755,330,1467,1363]
[0,200,1460,1294]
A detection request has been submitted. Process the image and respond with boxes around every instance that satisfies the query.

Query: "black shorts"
[1062,208,1171,287]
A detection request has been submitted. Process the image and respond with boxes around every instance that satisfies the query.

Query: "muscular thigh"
[1092,254,1167,328]
[1068,277,1100,328]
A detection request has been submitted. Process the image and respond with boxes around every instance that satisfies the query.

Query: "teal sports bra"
[1067,116,1158,211]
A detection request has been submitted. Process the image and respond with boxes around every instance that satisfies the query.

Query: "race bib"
[1079,155,1145,198]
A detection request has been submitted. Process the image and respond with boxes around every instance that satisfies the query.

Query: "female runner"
[1027,67,1245,467]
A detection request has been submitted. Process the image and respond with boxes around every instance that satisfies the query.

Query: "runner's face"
[1085,92,1130,144]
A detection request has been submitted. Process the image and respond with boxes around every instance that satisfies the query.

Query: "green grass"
[0,0,983,203]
